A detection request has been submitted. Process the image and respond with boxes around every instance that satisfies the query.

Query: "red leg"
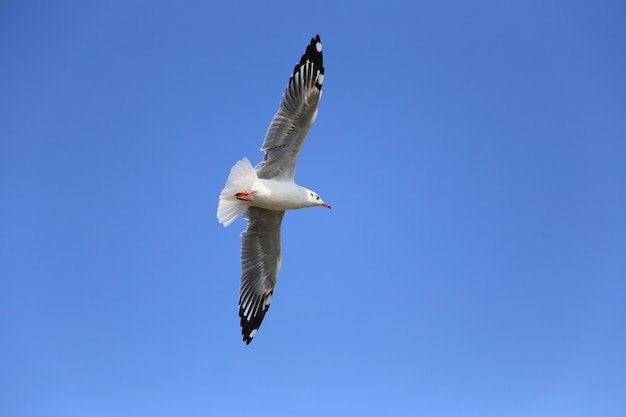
[235,190,254,201]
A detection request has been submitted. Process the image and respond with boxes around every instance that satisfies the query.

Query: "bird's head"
[307,190,331,209]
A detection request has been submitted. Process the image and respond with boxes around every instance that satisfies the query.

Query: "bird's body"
[218,157,328,219]
[217,35,329,344]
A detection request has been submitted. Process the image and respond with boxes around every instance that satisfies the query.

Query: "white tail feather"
[217,158,257,227]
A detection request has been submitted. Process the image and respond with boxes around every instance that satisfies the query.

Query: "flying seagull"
[217,35,330,344]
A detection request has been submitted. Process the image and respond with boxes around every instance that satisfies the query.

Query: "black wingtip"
[240,311,264,345]
[239,290,273,345]
[292,34,324,91]
[300,35,323,66]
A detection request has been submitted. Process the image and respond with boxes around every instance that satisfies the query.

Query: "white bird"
[217,35,330,344]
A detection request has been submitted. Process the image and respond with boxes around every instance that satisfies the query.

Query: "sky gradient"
[2,1,625,416]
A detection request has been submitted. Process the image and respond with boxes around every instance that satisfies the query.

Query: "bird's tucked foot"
[235,190,254,201]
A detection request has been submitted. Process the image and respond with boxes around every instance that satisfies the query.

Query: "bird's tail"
[217,157,257,227]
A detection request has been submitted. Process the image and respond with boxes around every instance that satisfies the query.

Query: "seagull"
[217,35,330,344]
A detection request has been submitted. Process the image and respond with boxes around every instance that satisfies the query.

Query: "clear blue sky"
[2,1,625,416]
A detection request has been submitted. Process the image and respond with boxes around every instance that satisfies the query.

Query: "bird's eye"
[316,196,320,200]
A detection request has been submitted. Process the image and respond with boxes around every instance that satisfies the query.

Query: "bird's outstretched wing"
[255,34,324,180]
[238,207,285,344]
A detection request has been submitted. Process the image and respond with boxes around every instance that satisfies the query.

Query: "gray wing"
[239,207,286,344]
[255,34,324,180]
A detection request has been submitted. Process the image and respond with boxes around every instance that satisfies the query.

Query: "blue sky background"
[2,1,625,416]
